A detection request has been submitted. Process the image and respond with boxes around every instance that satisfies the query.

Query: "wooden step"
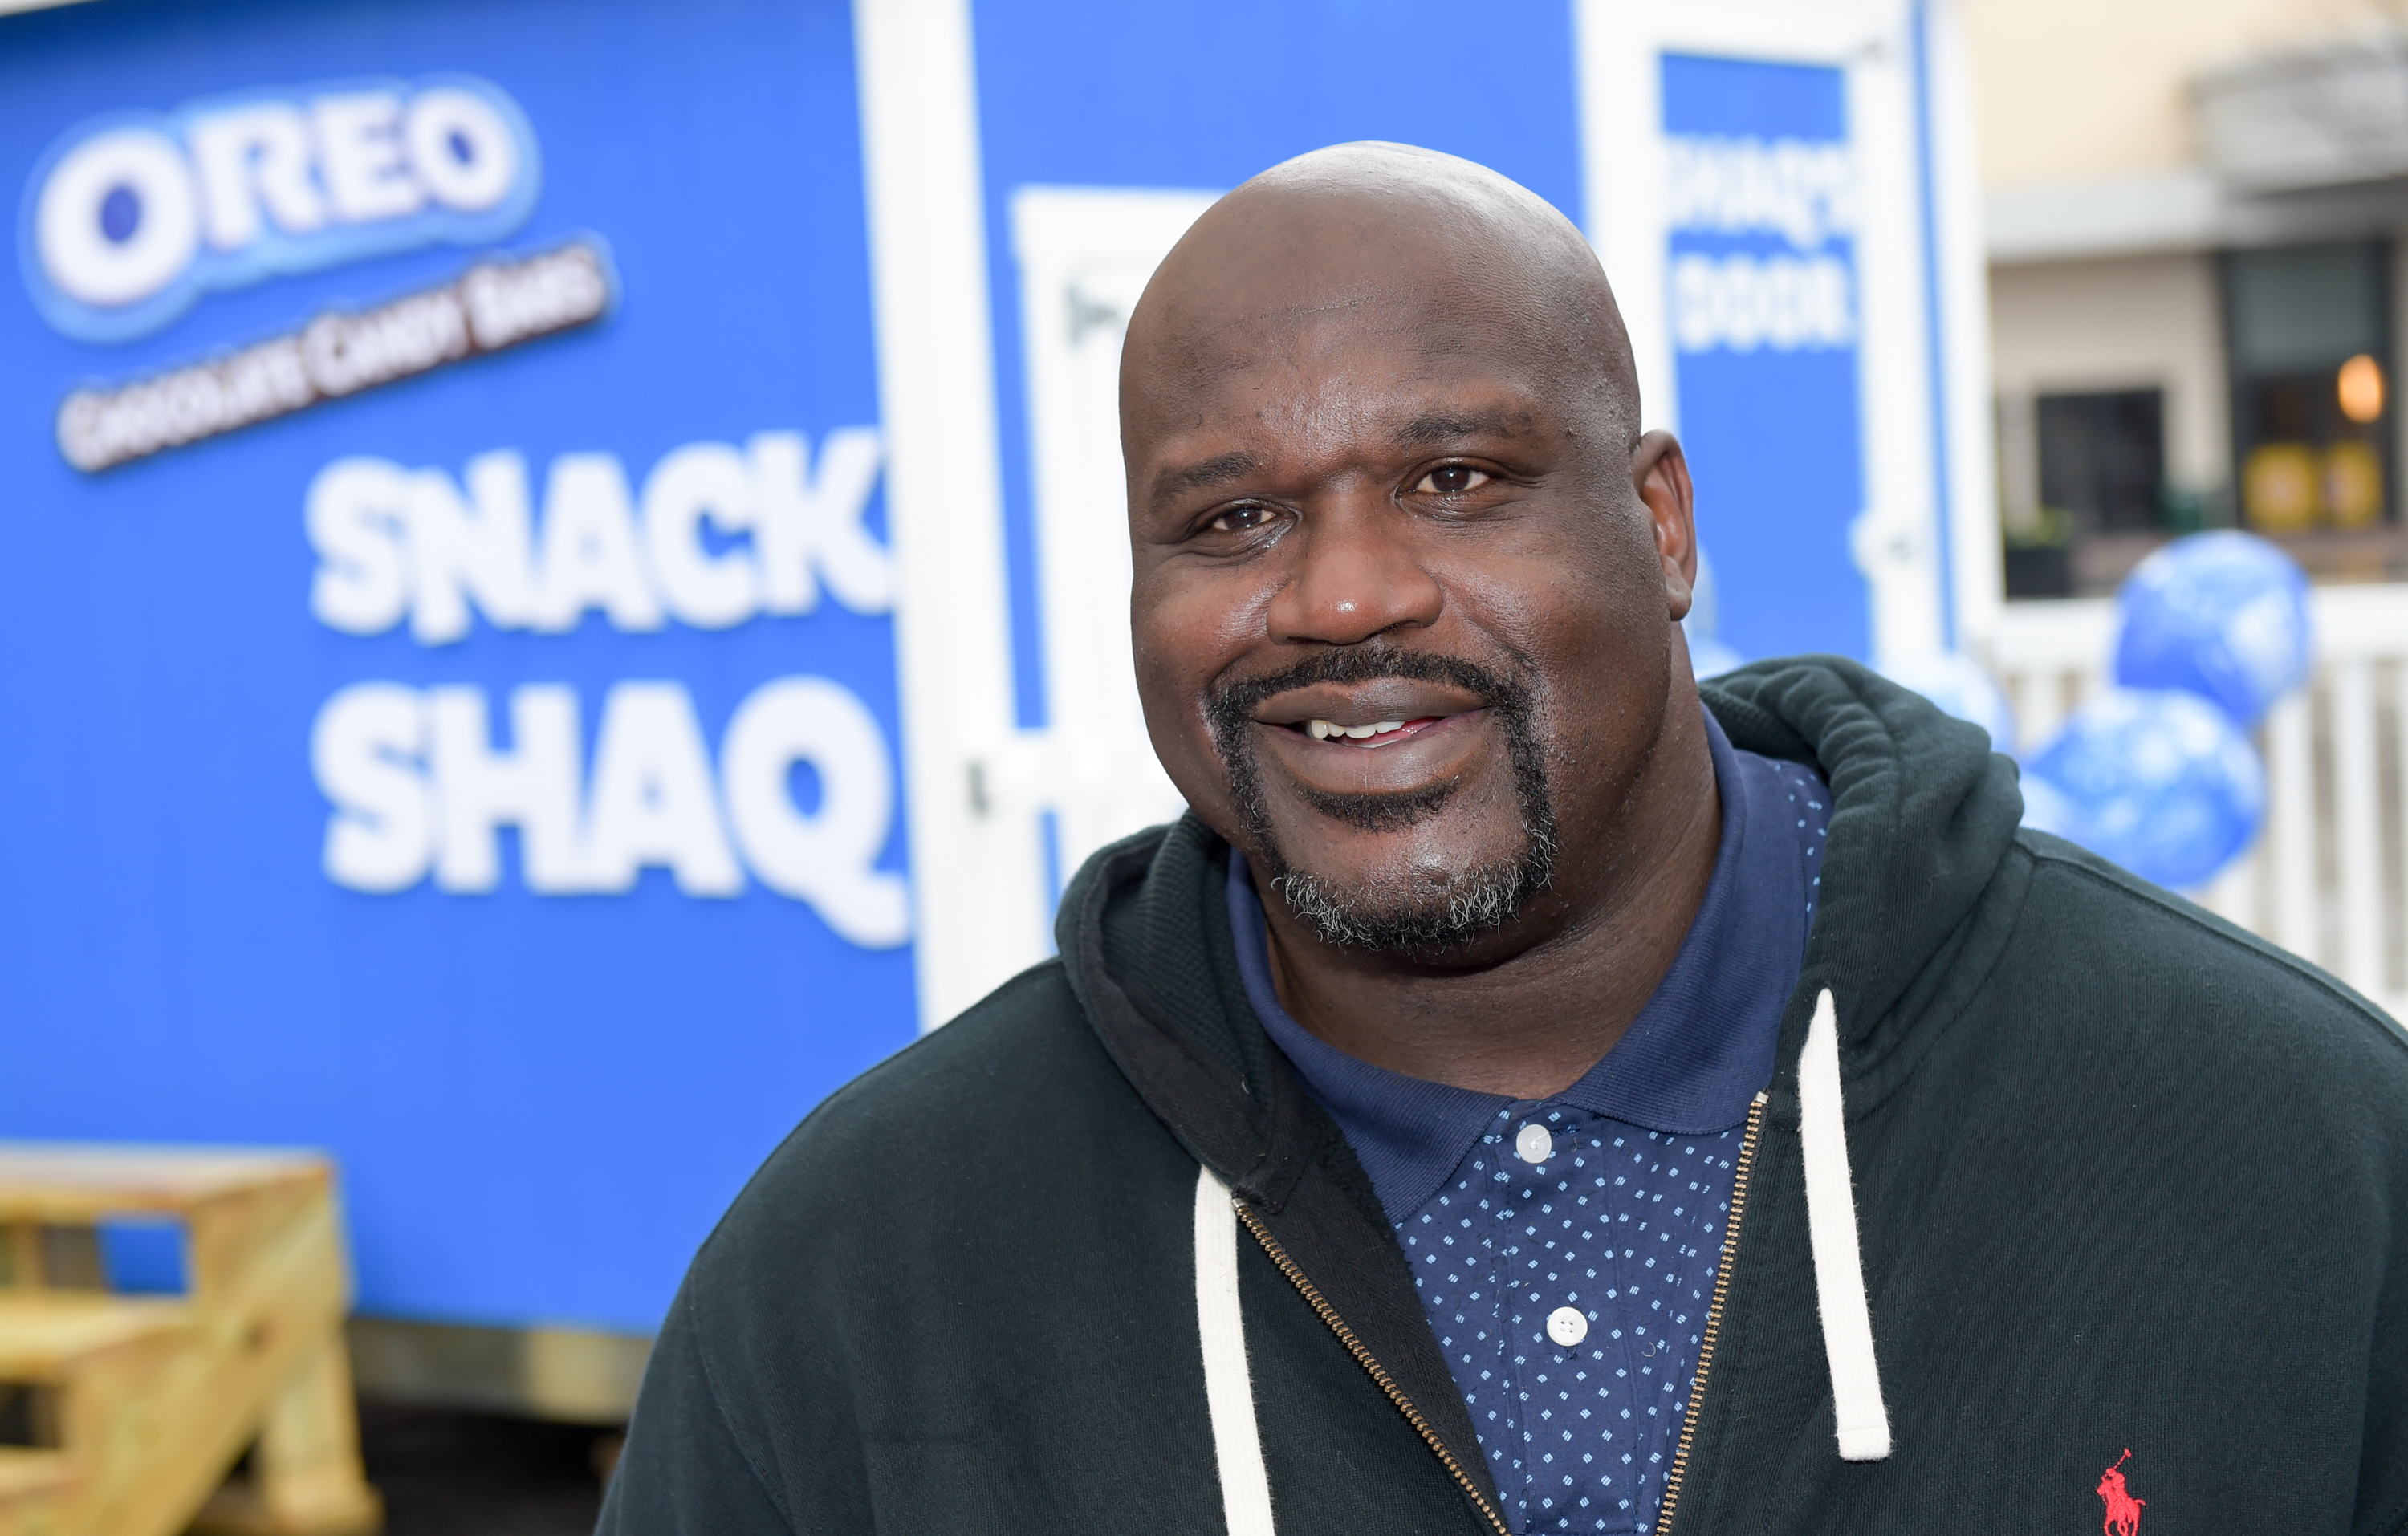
[0,1144,379,1536]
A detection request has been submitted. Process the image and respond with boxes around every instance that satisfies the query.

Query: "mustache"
[1203,646,1530,749]
[1205,643,1561,957]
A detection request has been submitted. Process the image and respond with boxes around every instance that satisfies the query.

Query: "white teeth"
[1308,720,1332,740]
[1308,718,1407,741]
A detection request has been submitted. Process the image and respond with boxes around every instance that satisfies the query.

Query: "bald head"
[1123,142,1641,457]
[1119,139,1706,978]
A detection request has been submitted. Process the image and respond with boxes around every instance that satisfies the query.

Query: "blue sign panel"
[1662,53,1869,661]
[0,0,911,1333]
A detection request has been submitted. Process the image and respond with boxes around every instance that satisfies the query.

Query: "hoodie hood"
[1705,658,2026,1066]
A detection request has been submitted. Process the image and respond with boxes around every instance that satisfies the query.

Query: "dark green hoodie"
[598,659,2408,1534]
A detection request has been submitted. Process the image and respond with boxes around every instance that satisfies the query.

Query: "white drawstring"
[1800,988,1893,1461]
[1195,1166,1277,1534]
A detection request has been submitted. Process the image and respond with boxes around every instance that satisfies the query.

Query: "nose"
[1264,490,1443,647]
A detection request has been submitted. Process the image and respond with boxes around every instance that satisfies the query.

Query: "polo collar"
[1226,707,1811,1223]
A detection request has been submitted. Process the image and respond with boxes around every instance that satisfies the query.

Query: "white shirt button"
[1547,1306,1588,1347]
[1515,1124,1553,1164]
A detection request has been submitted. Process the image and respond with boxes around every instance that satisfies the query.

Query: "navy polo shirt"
[1228,710,1828,1534]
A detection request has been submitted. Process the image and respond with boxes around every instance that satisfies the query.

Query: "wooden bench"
[0,1145,381,1536]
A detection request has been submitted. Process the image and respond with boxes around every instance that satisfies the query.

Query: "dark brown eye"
[1413,465,1492,495]
[1208,503,1274,534]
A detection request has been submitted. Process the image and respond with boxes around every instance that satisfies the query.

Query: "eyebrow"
[1391,409,1527,446]
[1153,450,1259,499]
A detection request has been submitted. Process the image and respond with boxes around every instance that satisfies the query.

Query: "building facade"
[1968,0,2408,596]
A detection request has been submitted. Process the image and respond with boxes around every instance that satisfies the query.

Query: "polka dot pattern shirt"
[1406,1106,1738,1530]
[1231,712,1830,1535]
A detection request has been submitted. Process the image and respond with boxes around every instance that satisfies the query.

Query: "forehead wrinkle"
[1280,295,1376,320]
[1144,292,1406,384]
[1143,285,1571,431]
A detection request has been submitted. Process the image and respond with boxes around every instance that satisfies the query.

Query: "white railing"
[1989,584,2408,1018]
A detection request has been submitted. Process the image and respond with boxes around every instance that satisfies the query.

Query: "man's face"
[1125,231,1695,962]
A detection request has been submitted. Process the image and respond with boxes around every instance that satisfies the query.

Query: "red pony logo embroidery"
[2097,1449,2145,1536]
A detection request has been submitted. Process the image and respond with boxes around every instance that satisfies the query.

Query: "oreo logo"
[21,74,539,342]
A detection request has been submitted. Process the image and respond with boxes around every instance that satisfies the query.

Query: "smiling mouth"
[1206,647,1523,786]
[1297,714,1450,747]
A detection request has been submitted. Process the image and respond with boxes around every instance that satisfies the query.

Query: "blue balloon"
[2025,687,2266,889]
[1881,652,2017,748]
[2114,530,2311,727]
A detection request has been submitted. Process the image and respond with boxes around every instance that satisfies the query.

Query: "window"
[2040,389,2167,534]
[2001,388,2170,599]
[2223,240,2390,538]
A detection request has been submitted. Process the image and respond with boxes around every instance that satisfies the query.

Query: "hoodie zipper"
[1231,1201,1512,1536]
[1653,1090,1769,1534]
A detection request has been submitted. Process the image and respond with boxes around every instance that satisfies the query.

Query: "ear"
[1633,431,1698,621]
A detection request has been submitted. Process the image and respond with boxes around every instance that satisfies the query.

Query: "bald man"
[600,147,2408,1534]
